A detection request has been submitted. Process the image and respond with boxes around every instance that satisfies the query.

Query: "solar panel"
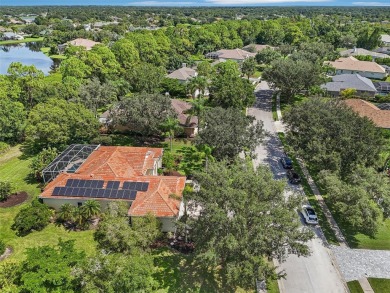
[129,190,137,200]
[107,181,120,189]
[123,181,149,191]
[109,189,118,199]
[52,187,62,196]
[123,181,136,190]
[73,188,80,195]
[64,187,73,196]
[96,189,105,198]
[65,179,73,187]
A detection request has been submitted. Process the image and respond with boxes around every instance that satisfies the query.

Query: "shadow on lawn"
[153,248,220,293]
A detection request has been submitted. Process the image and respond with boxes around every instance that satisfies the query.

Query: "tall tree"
[25,98,99,150]
[187,159,312,289]
[210,61,255,109]
[160,117,180,152]
[0,98,26,143]
[263,58,324,103]
[241,56,256,79]
[114,93,176,136]
[283,98,384,178]
[15,239,85,292]
[195,107,264,160]
[111,38,140,69]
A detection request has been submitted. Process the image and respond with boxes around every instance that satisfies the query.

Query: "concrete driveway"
[249,82,347,293]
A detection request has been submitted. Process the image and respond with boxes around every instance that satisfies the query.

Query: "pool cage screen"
[42,144,99,184]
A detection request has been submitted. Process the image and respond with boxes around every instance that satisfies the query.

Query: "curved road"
[249,82,347,293]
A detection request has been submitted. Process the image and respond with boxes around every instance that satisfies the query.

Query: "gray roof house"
[340,47,389,59]
[321,74,377,98]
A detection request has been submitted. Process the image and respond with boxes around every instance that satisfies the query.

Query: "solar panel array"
[52,186,137,200]
[51,179,150,200]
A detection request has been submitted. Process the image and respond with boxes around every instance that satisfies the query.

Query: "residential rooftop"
[326,57,386,74]
[321,74,377,93]
[344,99,390,129]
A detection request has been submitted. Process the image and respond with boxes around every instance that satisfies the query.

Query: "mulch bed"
[0,191,28,208]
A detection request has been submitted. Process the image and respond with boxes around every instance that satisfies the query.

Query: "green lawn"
[368,278,390,292]
[0,146,96,263]
[347,280,364,293]
[0,37,43,45]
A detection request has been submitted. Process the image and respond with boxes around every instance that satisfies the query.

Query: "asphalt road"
[249,82,347,293]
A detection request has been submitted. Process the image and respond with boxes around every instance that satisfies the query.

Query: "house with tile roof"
[167,66,197,83]
[325,56,387,79]
[321,74,377,98]
[171,99,198,137]
[39,146,186,232]
[344,99,390,129]
[206,48,256,62]
[58,38,100,53]
[242,44,275,53]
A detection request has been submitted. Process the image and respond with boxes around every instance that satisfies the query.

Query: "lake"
[0,43,54,75]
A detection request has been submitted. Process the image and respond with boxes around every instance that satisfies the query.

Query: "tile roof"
[340,48,389,59]
[326,57,386,74]
[215,48,256,60]
[68,38,100,50]
[242,44,274,52]
[321,74,377,93]
[40,173,186,218]
[76,146,162,177]
[167,67,197,81]
[344,99,390,129]
[171,99,198,127]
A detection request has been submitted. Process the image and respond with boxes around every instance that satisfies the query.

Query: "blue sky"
[1,0,390,6]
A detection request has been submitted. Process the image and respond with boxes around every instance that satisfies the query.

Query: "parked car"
[286,169,301,184]
[301,205,319,225]
[280,156,293,169]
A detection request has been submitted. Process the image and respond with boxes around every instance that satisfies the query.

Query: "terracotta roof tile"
[344,99,390,128]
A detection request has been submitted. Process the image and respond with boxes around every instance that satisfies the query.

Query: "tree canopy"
[195,107,264,160]
[187,159,313,289]
[25,98,99,150]
[283,98,384,179]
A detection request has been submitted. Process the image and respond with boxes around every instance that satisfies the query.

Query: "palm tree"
[80,200,101,220]
[72,207,85,228]
[197,144,214,171]
[160,117,180,152]
[58,203,75,222]
[188,98,206,130]
[188,76,208,98]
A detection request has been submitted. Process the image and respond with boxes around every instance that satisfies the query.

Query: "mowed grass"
[347,280,364,293]
[368,278,390,292]
[0,146,96,263]
[0,37,43,45]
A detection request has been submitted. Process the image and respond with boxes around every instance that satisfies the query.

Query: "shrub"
[0,142,10,155]
[0,181,13,201]
[0,240,5,255]
[12,199,51,236]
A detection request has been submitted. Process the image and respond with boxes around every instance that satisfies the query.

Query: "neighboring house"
[167,66,197,83]
[339,47,389,60]
[1,32,24,40]
[381,34,390,46]
[344,99,390,129]
[58,38,100,53]
[374,81,390,95]
[171,99,198,138]
[242,44,274,53]
[321,74,377,98]
[206,48,256,62]
[373,47,390,56]
[39,145,186,232]
[325,56,387,79]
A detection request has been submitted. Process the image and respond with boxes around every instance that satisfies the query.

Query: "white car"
[301,204,319,225]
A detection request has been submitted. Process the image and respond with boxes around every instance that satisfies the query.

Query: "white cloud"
[352,2,390,6]
[206,0,330,4]
[129,1,198,5]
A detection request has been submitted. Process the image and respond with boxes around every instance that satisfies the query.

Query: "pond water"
[0,43,54,75]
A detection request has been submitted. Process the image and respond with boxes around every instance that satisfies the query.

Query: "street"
[249,82,347,293]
